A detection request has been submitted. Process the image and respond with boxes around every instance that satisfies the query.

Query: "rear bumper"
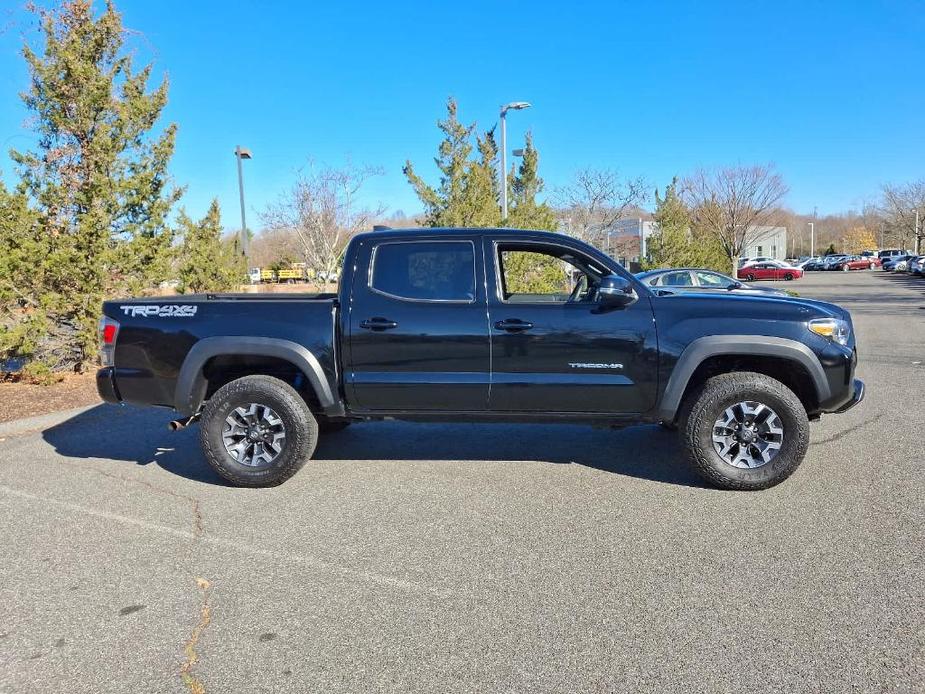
[96,367,121,405]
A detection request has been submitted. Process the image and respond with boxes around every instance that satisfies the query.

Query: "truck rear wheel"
[679,372,809,490]
[200,375,318,487]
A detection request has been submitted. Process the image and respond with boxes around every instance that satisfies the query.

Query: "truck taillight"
[99,316,119,366]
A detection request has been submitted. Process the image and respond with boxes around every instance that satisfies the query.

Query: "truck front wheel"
[679,372,809,490]
[200,375,318,487]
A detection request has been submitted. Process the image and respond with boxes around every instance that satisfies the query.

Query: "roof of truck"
[354,227,572,242]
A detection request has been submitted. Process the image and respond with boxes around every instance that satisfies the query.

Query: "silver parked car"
[634,268,789,295]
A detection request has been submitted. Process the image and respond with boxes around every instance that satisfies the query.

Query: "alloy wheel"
[222,403,287,467]
[711,401,784,469]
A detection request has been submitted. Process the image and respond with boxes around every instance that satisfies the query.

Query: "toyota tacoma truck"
[97,228,864,490]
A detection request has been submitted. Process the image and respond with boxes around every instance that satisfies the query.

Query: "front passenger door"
[486,239,658,414]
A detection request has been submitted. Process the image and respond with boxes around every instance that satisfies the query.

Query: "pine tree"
[7,0,181,370]
[506,132,557,231]
[404,100,561,236]
[646,178,727,272]
[0,182,50,373]
[176,201,243,294]
[403,97,501,228]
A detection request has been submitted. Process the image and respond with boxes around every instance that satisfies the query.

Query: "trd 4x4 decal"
[120,305,198,318]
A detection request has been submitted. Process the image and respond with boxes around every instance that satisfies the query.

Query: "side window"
[661,271,693,286]
[695,271,728,288]
[495,243,609,303]
[498,250,580,302]
[370,241,475,302]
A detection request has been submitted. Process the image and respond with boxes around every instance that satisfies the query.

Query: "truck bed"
[102,295,339,412]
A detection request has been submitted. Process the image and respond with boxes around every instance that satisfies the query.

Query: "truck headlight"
[808,318,850,346]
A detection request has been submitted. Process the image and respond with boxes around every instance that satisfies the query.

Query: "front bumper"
[831,378,865,414]
[96,367,121,405]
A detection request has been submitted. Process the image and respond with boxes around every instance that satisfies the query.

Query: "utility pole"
[234,145,252,265]
[915,212,920,255]
[808,222,815,257]
[499,102,531,219]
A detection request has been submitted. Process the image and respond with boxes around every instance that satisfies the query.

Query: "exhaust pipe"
[168,413,200,431]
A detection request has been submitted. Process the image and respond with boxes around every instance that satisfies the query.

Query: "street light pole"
[915,212,920,255]
[808,222,814,257]
[234,145,252,265]
[499,101,531,220]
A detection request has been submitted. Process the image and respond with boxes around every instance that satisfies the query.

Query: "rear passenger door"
[345,237,490,411]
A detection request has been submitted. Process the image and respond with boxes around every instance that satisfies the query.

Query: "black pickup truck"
[97,228,863,490]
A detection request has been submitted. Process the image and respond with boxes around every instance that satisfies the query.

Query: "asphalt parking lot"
[1,270,922,693]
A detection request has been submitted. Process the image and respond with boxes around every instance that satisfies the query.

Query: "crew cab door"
[345,236,490,411]
[485,237,658,413]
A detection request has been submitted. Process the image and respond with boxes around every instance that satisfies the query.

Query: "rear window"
[370,241,475,302]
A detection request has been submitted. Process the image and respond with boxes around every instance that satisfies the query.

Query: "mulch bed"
[0,373,101,424]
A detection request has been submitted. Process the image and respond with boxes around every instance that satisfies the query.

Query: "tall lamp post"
[914,208,920,255]
[499,101,531,219]
[234,145,252,265]
[808,222,815,257]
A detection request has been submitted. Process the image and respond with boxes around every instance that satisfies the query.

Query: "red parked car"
[835,255,880,270]
[737,262,803,281]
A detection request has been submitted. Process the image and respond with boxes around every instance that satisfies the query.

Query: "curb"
[0,404,102,439]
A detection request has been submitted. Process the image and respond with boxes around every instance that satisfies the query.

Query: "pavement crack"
[55,460,204,536]
[180,577,213,694]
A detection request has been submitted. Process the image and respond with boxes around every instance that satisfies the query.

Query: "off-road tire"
[679,371,809,491]
[200,375,318,487]
[317,419,351,434]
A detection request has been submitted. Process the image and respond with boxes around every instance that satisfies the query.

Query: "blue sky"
[1,0,923,228]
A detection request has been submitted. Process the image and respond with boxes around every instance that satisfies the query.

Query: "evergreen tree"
[645,178,727,272]
[404,98,500,227]
[0,182,49,372]
[405,99,557,233]
[506,132,557,231]
[7,0,181,369]
[176,201,244,294]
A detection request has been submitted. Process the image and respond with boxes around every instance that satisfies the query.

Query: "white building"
[602,219,789,265]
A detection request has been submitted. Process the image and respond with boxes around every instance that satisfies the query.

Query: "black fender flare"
[656,335,831,422]
[173,336,337,416]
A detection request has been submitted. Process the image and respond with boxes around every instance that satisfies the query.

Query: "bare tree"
[680,164,789,275]
[553,168,647,247]
[880,180,925,253]
[248,226,301,269]
[263,163,384,291]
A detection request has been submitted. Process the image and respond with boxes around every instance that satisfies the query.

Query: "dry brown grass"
[0,372,100,423]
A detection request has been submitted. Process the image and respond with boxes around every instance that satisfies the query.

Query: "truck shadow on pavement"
[42,404,707,489]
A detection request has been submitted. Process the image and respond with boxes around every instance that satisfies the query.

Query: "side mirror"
[727,281,743,290]
[598,275,637,307]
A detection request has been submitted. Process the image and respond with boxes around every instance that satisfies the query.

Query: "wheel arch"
[658,335,830,422]
[174,336,338,417]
